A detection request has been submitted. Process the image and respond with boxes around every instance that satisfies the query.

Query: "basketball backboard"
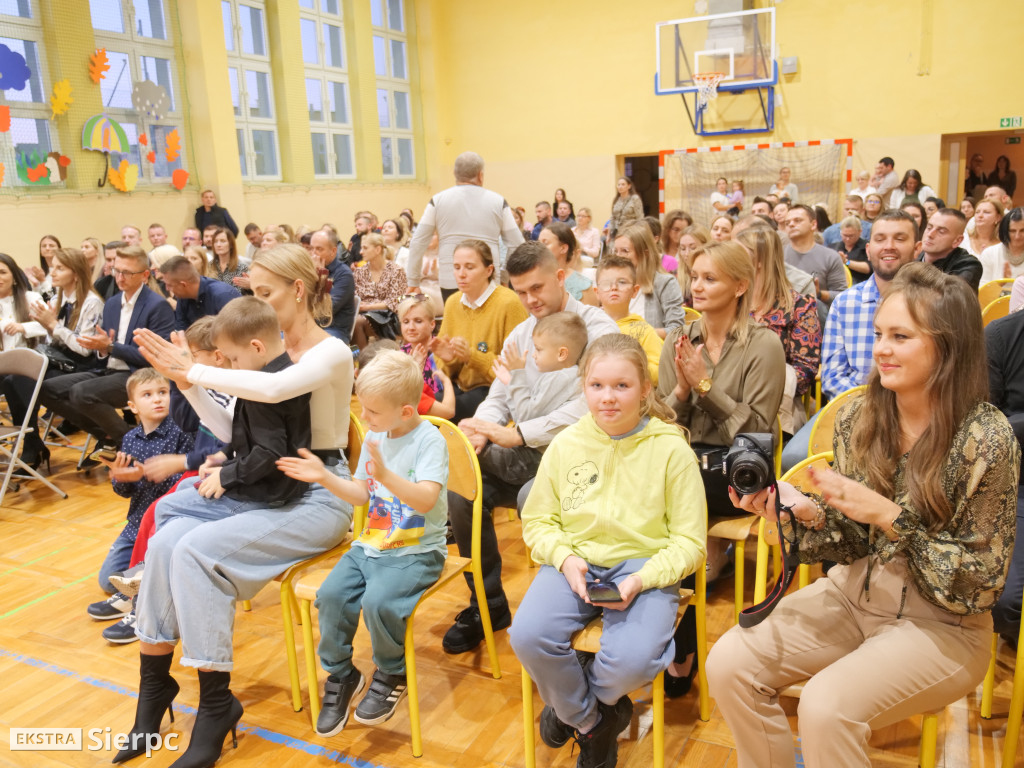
[655,7,776,96]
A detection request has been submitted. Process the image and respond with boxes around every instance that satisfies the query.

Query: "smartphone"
[586,581,622,603]
[92,448,118,463]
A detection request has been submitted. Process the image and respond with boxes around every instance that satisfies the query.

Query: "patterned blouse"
[790,398,1019,615]
[610,194,643,235]
[755,289,821,396]
[354,261,407,313]
[215,263,248,287]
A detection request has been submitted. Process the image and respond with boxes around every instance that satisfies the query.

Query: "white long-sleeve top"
[0,291,44,350]
[49,292,104,356]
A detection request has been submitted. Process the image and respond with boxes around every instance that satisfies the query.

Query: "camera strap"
[737,483,802,629]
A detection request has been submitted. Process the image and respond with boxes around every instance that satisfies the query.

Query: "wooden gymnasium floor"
[1,435,1023,767]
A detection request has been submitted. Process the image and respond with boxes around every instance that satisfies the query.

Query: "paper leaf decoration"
[89,48,110,83]
[108,159,139,193]
[49,79,73,119]
[145,150,155,164]
[0,162,4,187]
[45,152,69,182]
[171,168,189,190]
[0,44,31,91]
[17,151,50,185]
[131,80,170,120]
[138,132,148,147]
[0,106,8,132]
[164,128,181,162]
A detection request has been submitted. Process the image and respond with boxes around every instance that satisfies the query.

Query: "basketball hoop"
[694,72,726,110]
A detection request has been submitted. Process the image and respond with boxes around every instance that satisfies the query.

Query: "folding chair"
[0,349,67,502]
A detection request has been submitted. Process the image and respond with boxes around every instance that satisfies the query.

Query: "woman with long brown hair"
[612,222,685,337]
[709,262,1019,768]
[608,176,643,242]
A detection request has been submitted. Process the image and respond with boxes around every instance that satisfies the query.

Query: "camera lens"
[730,456,770,496]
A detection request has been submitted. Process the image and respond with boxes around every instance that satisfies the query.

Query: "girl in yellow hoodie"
[509,333,706,768]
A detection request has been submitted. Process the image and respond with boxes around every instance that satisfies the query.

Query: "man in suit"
[39,245,175,452]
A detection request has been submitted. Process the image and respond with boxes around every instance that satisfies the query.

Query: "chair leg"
[406,610,423,758]
[919,712,938,768]
[695,559,710,723]
[653,670,665,768]
[1002,623,1024,768]
[733,539,745,624]
[522,667,535,768]
[469,563,502,679]
[241,600,252,611]
[981,632,998,719]
[281,584,303,713]
[300,598,321,728]
[772,543,783,584]
[753,528,770,604]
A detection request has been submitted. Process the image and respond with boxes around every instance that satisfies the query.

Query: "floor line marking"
[0,546,69,577]
[0,572,95,620]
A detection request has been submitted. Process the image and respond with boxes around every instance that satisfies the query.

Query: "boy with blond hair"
[277,350,448,735]
[595,257,663,384]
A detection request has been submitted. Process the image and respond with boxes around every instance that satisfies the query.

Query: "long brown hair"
[615,222,663,295]
[580,333,677,425]
[848,262,987,532]
[53,248,99,331]
[212,227,238,272]
[660,209,693,255]
[735,226,793,316]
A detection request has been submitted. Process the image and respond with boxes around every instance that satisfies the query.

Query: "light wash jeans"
[135,462,353,670]
[98,528,136,594]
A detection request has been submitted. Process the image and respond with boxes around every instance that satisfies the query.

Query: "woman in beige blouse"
[352,232,408,349]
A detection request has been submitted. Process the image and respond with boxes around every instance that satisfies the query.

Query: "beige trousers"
[706,554,991,768]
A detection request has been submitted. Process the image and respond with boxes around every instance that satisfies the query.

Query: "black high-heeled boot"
[113,653,179,764]
[169,670,243,768]
[19,432,49,472]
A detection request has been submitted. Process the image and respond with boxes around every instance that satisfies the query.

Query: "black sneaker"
[315,668,365,737]
[573,696,633,768]
[102,609,138,644]
[353,670,407,725]
[109,563,146,598]
[540,705,574,749]
[87,592,132,621]
[441,603,512,654]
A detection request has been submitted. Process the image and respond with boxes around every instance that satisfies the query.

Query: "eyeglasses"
[596,279,634,291]
[111,267,148,277]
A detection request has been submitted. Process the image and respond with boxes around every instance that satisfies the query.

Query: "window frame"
[371,0,414,179]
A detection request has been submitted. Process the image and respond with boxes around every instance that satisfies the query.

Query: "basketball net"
[694,72,726,110]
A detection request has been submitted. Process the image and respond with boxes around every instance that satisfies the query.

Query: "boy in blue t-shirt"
[277,350,448,736]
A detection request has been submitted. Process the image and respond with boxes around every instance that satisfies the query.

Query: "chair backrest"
[978,278,1015,309]
[773,416,783,476]
[423,415,479,502]
[684,306,702,324]
[350,295,361,339]
[346,413,368,536]
[808,385,866,455]
[843,263,853,288]
[0,347,47,379]
[982,295,1011,327]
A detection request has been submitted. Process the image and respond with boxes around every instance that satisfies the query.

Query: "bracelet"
[882,508,901,542]
[794,496,826,531]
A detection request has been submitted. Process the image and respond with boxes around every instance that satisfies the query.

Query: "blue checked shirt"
[113,418,194,539]
[821,275,880,399]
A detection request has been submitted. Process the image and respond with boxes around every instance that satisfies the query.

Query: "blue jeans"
[781,411,820,474]
[98,528,136,594]
[316,545,445,678]
[508,560,679,730]
[135,463,354,670]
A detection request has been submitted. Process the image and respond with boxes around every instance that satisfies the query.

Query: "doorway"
[622,154,660,218]
[940,129,1023,206]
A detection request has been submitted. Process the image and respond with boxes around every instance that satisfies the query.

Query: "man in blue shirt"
[311,229,356,343]
[161,256,241,331]
[781,210,921,470]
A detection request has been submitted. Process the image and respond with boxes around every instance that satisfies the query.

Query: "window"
[89,0,185,184]
[0,1,61,187]
[300,0,353,178]
[223,0,280,179]
[371,0,413,177]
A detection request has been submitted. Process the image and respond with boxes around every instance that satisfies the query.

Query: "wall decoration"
[82,113,130,187]
[50,79,73,119]
[165,128,181,162]
[171,168,189,190]
[17,151,51,184]
[0,106,8,132]
[146,150,155,163]
[131,80,170,121]
[45,152,70,182]
[139,133,148,146]
[108,159,139,192]
[0,162,5,187]
[0,44,31,91]
[89,49,110,83]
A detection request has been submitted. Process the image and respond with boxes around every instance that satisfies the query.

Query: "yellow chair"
[294,415,502,757]
[521,565,710,768]
[979,277,1016,309]
[751,451,940,768]
[983,295,1011,327]
[997,610,1024,768]
[242,414,367,713]
[684,306,702,324]
[843,263,853,288]
[808,385,866,456]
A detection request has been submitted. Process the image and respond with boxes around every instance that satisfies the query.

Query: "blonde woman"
[352,232,407,348]
[612,222,685,337]
[572,207,601,263]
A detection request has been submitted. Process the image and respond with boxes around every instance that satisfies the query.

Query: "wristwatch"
[695,377,713,396]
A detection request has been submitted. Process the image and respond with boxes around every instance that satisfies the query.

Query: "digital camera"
[724,433,775,496]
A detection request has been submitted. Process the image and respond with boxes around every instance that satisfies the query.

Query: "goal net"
[660,140,852,227]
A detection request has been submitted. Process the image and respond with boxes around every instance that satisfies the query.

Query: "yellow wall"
[6,0,1022,264]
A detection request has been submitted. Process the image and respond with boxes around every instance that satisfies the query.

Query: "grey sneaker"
[102,609,138,644]
[87,592,132,621]
[315,668,365,737]
[353,670,407,725]
[109,563,145,598]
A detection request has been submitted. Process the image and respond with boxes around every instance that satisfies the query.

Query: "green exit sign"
[1001,116,1023,128]
[1008,137,1022,145]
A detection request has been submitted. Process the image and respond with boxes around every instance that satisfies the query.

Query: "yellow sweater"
[437,286,529,391]
[616,314,663,386]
